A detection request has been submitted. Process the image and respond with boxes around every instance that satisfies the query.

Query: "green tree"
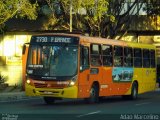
[64,0,114,36]
[0,0,38,32]
[104,0,145,39]
[43,0,146,38]
[143,0,160,15]
[44,0,114,36]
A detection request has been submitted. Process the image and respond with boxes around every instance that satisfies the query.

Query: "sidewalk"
[0,91,40,103]
[0,91,26,102]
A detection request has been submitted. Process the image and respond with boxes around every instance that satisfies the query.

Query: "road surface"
[0,90,160,120]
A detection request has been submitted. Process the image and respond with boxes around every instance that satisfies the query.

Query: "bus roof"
[79,35,155,49]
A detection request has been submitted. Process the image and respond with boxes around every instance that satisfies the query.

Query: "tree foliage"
[143,0,160,15]
[0,0,38,32]
[44,0,114,36]
[105,0,141,39]
[44,0,147,38]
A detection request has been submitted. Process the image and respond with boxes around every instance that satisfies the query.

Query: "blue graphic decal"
[112,67,133,82]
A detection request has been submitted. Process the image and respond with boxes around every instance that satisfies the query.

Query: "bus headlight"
[26,79,31,84]
[70,81,75,86]
[69,75,77,86]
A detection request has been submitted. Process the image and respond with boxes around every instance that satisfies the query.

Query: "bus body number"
[36,37,48,42]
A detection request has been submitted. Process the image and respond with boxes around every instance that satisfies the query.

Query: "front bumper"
[25,83,78,98]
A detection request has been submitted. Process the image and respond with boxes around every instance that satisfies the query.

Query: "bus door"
[78,45,90,98]
[89,44,103,96]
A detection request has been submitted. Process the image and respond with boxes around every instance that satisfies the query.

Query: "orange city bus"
[22,33,157,104]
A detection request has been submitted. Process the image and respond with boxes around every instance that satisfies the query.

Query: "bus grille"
[34,83,47,88]
[34,83,66,88]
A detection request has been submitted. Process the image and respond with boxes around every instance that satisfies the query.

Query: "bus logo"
[47,84,51,88]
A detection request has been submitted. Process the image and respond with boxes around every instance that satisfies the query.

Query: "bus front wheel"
[85,84,99,103]
[43,97,55,104]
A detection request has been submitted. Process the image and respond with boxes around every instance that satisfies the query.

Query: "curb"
[0,88,160,103]
[0,92,40,103]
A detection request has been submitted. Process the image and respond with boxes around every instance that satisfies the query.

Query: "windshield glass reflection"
[27,45,78,77]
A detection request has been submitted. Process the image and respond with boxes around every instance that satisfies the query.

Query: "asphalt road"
[0,91,160,120]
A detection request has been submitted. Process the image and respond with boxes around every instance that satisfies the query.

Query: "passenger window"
[80,46,89,71]
[114,46,123,67]
[124,47,133,67]
[91,44,102,66]
[150,50,155,68]
[102,45,113,66]
[143,49,150,68]
[134,48,142,67]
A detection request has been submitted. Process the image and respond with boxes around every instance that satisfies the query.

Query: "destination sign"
[30,36,79,44]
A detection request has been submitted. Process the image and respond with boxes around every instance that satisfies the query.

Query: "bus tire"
[85,84,99,103]
[122,82,138,100]
[43,97,55,104]
[130,82,138,100]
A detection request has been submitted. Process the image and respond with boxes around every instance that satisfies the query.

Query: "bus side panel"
[78,67,104,98]
[98,67,133,97]
[140,68,156,93]
[78,69,90,98]
[99,67,112,96]
[109,83,132,96]
[124,68,156,95]
[150,68,157,90]
[109,67,132,96]
[124,68,142,95]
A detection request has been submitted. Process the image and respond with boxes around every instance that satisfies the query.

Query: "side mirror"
[22,43,29,55]
[22,44,26,55]
[80,66,83,71]
[80,45,89,72]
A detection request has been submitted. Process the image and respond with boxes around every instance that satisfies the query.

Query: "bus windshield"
[27,45,78,78]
